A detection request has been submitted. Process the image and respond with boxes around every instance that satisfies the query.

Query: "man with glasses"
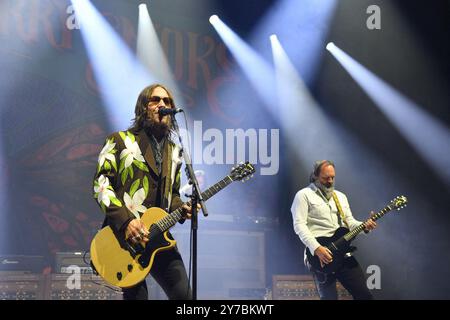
[93,84,194,300]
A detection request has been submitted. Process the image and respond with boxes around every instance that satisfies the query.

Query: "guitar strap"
[332,192,350,229]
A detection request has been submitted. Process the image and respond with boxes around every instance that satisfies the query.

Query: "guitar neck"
[155,175,234,232]
[343,204,395,242]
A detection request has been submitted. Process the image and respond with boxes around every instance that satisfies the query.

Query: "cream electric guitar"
[90,162,255,288]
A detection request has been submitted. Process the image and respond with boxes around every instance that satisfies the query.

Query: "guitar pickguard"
[138,231,172,268]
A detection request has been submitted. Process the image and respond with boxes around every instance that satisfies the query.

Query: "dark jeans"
[310,256,373,300]
[123,248,192,300]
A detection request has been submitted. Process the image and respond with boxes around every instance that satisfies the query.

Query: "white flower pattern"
[94,175,116,207]
[120,136,145,169]
[124,188,147,219]
[98,140,116,167]
[168,144,182,209]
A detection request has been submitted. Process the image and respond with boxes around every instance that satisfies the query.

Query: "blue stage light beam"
[209,14,219,25]
[327,43,450,186]
[137,3,179,97]
[270,35,405,199]
[71,0,154,130]
[271,37,419,284]
[209,15,277,116]
[271,34,355,178]
[0,144,7,253]
[252,0,337,83]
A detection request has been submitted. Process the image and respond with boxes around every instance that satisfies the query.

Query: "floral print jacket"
[93,129,183,232]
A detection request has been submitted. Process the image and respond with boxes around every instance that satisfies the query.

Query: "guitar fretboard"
[343,204,394,241]
[153,175,234,233]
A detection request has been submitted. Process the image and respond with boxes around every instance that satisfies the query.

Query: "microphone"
[158,108,183,116]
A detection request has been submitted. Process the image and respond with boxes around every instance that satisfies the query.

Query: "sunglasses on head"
[148,96,173,105]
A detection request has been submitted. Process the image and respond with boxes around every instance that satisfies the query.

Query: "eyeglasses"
[148,96,173,106]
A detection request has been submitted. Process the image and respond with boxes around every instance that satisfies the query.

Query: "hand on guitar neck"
[363,211,378,233]
[180,203,201,220]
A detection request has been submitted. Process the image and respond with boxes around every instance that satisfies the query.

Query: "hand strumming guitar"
[315,246,333,268]
[126,203,201,243]
[127,219,150,244]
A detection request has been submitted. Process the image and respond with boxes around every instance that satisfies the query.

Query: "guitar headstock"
[230,161,256,182]
[390,195,408,211]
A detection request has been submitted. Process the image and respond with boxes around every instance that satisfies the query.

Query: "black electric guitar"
[306,196,408,274]
[90,162,255,288]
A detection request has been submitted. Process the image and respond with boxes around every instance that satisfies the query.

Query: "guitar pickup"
[126,241,145,256]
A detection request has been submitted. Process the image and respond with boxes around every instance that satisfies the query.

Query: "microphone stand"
[170,111,208,301]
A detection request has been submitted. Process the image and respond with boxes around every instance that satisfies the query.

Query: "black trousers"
[122,248,192,300]
[310,256,373,300]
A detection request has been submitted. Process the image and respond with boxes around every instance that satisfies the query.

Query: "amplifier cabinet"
[272,274,352,300]
[0,272,46,300]
[0,272,123,300]
[55,252,93,274]
[44,274,122,300]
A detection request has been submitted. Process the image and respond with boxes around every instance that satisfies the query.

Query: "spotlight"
[269,34,278,42]
[209,15,219,25]
[139,3,147,10]
[326,42,335,51]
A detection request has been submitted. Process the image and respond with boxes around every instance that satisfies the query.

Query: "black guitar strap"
[332,192,350,229]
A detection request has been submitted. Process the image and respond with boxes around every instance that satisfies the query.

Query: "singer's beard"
[315,180,335,200]
[143,118,171,140]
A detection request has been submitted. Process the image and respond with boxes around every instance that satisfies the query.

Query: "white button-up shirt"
[291,183,363,256]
